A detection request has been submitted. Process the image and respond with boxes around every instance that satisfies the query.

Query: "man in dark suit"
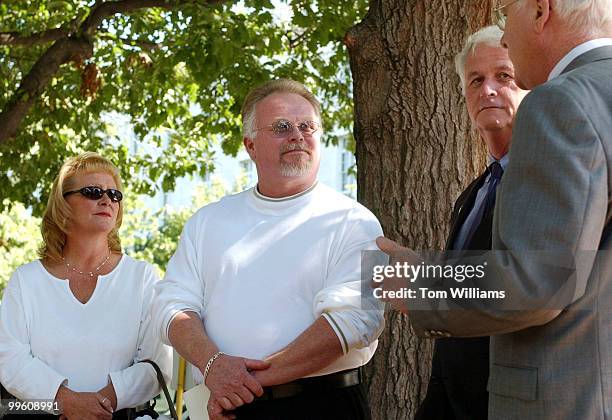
[415,26,527,420]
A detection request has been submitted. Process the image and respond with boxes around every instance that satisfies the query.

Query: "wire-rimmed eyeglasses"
[492,0,521,30]
[255,119,320,138]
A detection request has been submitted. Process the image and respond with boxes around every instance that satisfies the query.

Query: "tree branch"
[0,0,229,144]
[0,37,93,144]
[97,30,165,50]
[81,0,226,36]
[0,28,69,46]
[286,29,311,49]
[0,12,83,47]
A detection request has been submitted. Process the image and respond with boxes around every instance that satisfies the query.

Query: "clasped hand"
[55,386,114,420]
[205,354,270,420]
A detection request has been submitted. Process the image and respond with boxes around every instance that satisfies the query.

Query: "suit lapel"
[445,170,488,250]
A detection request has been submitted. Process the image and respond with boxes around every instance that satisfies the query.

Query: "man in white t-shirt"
[153,79,384,420]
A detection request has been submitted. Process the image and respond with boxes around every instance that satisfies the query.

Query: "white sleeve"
[109,264,173,410]
[313,208,386,354]
[0,269,68,400]
[152,216,205,346]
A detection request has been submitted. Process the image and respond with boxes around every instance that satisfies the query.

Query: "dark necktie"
[462,161,504,249]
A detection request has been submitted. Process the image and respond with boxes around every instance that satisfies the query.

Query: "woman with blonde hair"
[0,152,171,419]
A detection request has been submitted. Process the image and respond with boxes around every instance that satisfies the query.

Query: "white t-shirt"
[154,182,385,381]
[0,255,172,410]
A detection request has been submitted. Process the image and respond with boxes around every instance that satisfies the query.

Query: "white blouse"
[0,255,172,410]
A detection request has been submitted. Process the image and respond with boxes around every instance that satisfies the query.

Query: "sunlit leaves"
[0,202,41,297]
[0,0,367,214]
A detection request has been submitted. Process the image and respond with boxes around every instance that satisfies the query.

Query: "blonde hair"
[241,78,322,139]
[39,152,123,262]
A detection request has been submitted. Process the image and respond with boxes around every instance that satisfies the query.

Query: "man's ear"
[244,137,256,160]
[534,0,551,33]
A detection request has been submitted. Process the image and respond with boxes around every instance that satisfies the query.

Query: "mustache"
[280,143,311,154]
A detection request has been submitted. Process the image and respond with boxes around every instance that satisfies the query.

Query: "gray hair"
[537,0,612,37]
[455,25,505,94]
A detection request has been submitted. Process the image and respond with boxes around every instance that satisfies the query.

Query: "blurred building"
[146,138,356,212]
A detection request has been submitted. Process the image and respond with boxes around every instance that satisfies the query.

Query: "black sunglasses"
[63,186,123,203]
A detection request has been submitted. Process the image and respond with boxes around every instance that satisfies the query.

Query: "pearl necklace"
[62,250,111,278]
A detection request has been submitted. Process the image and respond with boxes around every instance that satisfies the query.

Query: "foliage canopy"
[0,0,366,215]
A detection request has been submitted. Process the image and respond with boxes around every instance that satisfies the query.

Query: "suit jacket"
[415,172,492,420]
[410,46,612,419]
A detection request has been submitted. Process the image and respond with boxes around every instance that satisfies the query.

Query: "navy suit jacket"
[415,169,492,420]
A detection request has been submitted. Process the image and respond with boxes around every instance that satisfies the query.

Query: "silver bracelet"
[202,351,225,385]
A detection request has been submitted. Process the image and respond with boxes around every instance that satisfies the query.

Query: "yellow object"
[176,356,186,418]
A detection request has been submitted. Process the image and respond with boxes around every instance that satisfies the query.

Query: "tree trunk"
[346,1,492,418]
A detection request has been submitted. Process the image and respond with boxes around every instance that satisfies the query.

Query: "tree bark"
[346,1,491,418]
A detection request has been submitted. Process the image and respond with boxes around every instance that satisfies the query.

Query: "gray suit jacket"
[410,46,612,419]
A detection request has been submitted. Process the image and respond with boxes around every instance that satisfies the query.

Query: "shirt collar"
[548,38,612,81]
[487,152,509,170]
[253,180,318,202]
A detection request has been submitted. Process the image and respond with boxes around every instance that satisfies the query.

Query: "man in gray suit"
[377,0,612,418]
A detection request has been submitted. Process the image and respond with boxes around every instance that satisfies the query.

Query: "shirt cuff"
[162,306,199,346]
[321,313,349,354]
[17,358,68,403]
[107,372,127,411]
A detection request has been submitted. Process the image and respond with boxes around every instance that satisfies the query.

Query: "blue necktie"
[462,161,503,249]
